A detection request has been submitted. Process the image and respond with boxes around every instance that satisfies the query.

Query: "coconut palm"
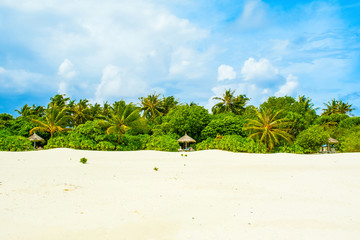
[15,104,32,117]
[212,89,249,114]
[161,96,179,115]
[245,108,293,151]
[298,95,315,112]
[70,99,91,126]
[322,99,354,116]
[29,104,71,138]
[139,93,163,119]
[105,101,141,143]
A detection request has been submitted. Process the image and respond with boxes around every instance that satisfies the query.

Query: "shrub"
[295,125,329,153]
[0,136,32,151]
[146,135,179,152]
[200,113,247,140]
[197,135,267,153]
[80,157,88,164]
[339,128,360,152]
[96,141,116,151]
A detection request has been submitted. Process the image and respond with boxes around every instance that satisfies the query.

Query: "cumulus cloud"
[0,66,45,93]
[95,65,147,103]
[217,64,236,81]
[58,59,77,79]
[275,74,299,97]
[241,57,285,88]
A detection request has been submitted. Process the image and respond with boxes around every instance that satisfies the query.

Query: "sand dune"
[1,149,360,240]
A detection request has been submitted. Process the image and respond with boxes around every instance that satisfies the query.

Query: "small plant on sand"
[185,154,187,157]
[80,157,88,164]
[153,167,159,171]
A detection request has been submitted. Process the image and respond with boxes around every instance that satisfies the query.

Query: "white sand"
[1,149,360,240]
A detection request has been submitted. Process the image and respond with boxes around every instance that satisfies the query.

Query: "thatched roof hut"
[29,133,44,142]
[177,133,196,150]
[328,137,339,144]
[29,133,44,149]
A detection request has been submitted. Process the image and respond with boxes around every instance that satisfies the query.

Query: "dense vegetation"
[0,90,359,153]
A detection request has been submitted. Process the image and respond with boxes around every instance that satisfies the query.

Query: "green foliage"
[116,134,150,151]
[338,126,360,152]
[158,105,210,141]
[338,117,360,128]
[146,135,179,152]
[45,135,71,149]
[314,114,349,129]
[0,136,32,151]
[201,113,247,140]
[212,89,249,114]
[197,135,267,153]
[274,143,306,154]
[96,141,116,151]
[10,117,36,137]
[295,125,329,153]
[80,157,88,164]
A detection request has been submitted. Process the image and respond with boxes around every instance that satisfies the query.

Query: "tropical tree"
[298,95,315,112]
[70,99,91,126]
[29,104,71,138]
[161,96,179,115]
[212,89,249,114]
[49,94,70,108]
[139,93,163,120]
[104,101,142,143]
[322,99,354,116]
[245,108,293,151]
[15,104,32,117]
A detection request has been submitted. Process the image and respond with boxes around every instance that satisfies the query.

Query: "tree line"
[0,89,359,153]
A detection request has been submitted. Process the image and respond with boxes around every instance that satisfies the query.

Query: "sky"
[0,0,360,115]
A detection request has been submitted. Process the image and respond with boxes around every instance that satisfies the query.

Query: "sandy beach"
[1,149,359,240]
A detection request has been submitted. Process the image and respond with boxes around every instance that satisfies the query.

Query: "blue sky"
[0,0,359,115]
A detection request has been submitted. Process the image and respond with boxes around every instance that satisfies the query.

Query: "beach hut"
[177,133,196,151]
[328,137,339,153]
[29,133,44,149]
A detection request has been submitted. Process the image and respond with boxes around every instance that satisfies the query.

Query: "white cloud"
[237,0,268,30]
[95,65,147,103]
[275,74,299,97]
[241,57,285,88]
[0,66,46,93]
[217,64,236,81]
[58,59,77,79]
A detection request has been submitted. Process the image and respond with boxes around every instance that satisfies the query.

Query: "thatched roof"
[177,133,196,143]
[328,137,339,144]
[29,133,44,142]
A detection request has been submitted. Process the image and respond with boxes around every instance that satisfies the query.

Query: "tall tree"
[70,99,91,126]
[30,104,71,138]
[139,93,163,119]
[104,101,141,143]
[322,99,354,116]
[15,104,32,117]
[161,96,179,115]
[212,89,249,114]
[245,109,293,151]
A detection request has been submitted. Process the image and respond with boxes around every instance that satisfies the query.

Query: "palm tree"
[322,99,354,116]
[104,101,141,143]
[298,95,315,112]
[139,93,163,119]
[70,99,91,126]
[15,104,32,117]
[212,89,249,114]
[29,104,71,138]
[161,96,179,115]
[245,108,293,151]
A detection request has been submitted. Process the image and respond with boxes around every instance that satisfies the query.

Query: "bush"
[80,157,88,164]
[96,141,116,151]
[116,134,150,151]
[197,135,267,153]
[45,135,71,149]
[146,135,179,152]
[0,136,32,151]
[200,114,247,140]
[295,125,329,153]
[339,128,360,152]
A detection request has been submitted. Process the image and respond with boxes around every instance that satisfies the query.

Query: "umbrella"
[177,133,196,150]
[328,137,339,144]
[29,133,44,149]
